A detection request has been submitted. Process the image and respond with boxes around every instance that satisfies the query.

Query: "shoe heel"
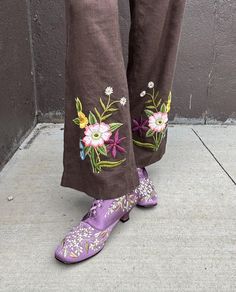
[120,212,130,223]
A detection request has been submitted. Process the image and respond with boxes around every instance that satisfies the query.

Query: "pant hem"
[60,171,140,200]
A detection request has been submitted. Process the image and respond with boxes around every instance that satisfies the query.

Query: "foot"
[135,168,158,208]
[55,193,138,264]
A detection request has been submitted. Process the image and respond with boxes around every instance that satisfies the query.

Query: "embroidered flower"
[77,112,88,129]
[148,81,154,89]
[148,112,168,132]
[105,86,113,96]
[79,139,86,160]
[106,130,126,158]
[120,97,127,106]
[73,88,127,173]
[140,91,146,97]
[132,117,149,137]
[83,123,112,148]
[133,81,171,151]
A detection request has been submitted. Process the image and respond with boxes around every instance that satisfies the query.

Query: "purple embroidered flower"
[106,130,126,158]
[132,117,149,137]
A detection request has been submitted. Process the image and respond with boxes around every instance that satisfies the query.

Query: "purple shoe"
[135,168,158,208]
[55,193,138,264]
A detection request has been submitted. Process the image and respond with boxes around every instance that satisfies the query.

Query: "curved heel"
[120,212,130,223]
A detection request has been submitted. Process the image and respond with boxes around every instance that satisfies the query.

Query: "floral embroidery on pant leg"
[73,87,127,173]
[132,81,172,151]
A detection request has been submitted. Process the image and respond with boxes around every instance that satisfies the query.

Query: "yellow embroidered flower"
[166,91,172,113]
[78,111,88,128]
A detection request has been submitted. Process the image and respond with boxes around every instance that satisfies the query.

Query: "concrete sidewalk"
[0,124,235,292]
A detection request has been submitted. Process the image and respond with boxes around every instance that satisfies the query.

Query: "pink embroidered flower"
[106,130,126,158]
[148,112,168,132]
[83,123,112,148]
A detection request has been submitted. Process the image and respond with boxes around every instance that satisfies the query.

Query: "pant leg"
[128,0,186,167]
[61,0,139,199]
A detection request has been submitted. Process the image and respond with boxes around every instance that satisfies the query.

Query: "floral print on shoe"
[135,168,158,207]
[55,193,138,264]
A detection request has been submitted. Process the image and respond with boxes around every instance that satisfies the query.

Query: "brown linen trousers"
[61,0,186,199]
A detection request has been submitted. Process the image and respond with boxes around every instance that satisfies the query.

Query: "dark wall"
[0,0,36,169]
[172,0,236,123]
[30,0,65,122]
[30,0,236,124]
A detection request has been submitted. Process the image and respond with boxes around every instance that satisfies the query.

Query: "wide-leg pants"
[61,0,186,199]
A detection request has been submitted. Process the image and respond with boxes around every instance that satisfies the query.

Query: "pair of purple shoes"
[55,167,158,264]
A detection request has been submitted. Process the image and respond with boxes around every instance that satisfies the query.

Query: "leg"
[61,0,139,199]
[128,0,186,167]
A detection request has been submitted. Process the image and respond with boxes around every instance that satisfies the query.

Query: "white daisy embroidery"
[105,86,113,96]
[140,91,146,97]
[148,81,154,89]
[120,97,127,106]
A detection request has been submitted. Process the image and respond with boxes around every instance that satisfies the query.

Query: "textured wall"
[30,0,236,124]
[30,0,65,122]
[0,0,36,169]
[172,0,236,123]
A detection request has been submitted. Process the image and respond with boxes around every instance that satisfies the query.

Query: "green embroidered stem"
[96,96,120,122]
[133,139,156,150]
[96,159,126,168]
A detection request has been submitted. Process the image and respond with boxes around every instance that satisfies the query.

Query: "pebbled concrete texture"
[0,124,235,291]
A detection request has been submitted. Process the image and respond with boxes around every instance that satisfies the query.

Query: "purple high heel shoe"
[55,193,138,264]
[135,168,158,208]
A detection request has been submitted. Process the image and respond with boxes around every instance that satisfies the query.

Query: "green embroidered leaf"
[84,146,92,156]
[97,159,126,168]
[75,97,83,112]
[99,98,106,111]
[133,139,156,150]
[153,132,165,150]
[154,131,166,149]
[94,107,101,120]
[146,105,156,110]
[73,118,80,126]
[154,90,160,100]
[144,109,154,117]
[156,132,162,144]
[101,113,112,121]
[146,129,155,137]
[160,103,167,113]
[145,99,153,104]
[89,111,97,124]
[97,145,107,156]
[167,91,172,102]
[109,122,123,132]
[166,91,172,112]
[107,107,119,112]
[155,99,162,108]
